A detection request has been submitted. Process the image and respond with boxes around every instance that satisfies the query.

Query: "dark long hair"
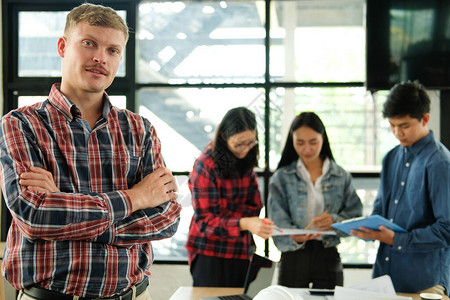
[276,112,334,170]
[212,107,259,177]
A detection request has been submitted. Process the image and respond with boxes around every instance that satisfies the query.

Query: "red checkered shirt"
[185,144,262,263]
[0,83,181,297]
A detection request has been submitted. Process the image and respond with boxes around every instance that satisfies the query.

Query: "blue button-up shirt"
[372,131,450,295]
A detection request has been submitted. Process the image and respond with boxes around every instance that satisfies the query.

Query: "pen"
[274,226,283,233]
[304,209,329,230]
[264,220,283,233]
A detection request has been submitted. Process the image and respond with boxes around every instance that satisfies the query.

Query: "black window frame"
[2,0,449,268]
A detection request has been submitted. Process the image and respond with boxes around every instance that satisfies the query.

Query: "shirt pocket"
[110,148,142,190]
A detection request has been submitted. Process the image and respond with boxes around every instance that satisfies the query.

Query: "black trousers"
[190,254,250,287]
[278,240,343,289]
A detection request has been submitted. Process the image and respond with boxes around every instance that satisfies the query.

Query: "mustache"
[85,64,108,74]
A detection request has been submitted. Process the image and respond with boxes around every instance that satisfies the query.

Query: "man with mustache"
[0,3,181,300]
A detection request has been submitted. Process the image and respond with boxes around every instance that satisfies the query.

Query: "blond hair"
[64,2,129,43]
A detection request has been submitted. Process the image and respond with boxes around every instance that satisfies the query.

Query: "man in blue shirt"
[351,82,450,296]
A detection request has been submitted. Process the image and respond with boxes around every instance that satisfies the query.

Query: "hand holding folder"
[331,214,406,241]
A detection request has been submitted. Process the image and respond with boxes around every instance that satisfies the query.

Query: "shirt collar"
[403,130,434,156]
[296,157,331,175]
[48,83,111,121]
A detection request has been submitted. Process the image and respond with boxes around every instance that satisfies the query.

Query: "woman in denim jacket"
[268,112,362,289]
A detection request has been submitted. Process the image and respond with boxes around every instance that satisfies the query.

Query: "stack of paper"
[333,275,412,300]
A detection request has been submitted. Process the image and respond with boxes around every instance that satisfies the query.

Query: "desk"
[170,287,450,300]
[397,293,449,300]
[169,287,243,300]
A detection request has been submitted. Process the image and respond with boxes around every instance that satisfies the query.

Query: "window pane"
[137,1,265,84]
[270,87,398,172]
[338,177,380,265]
[270,1,365,82]
[109,95,127,109]
[18,95,126,110]
[151,175,191,261]
[138,87,266,172]
[18,96,47,108]
[18,11,126,77]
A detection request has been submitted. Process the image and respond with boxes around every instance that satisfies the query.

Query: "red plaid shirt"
[0,84,181,297]
[185,144,262,263]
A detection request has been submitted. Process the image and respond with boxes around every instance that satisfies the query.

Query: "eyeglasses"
[234,140,258,152]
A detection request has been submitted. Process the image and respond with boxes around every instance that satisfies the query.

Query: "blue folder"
[331,214,407,240]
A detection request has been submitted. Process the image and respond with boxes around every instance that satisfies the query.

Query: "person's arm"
[389,159,450,252]
[190,158,272,239]
[97,123,181,246]
[238,171,274,240]
[0,113,180,245]
[353,159,450,250]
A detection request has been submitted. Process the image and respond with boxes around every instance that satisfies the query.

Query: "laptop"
[201,255,277,300]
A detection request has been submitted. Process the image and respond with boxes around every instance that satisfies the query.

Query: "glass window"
[137,1,266,84]
[18,11,126,77]
[138,87,266,172]
[151,175,191,261]
[5,0,401,266]
[109,95,127,109]
[18,96,47,108]
[338,177,380,264]
[270,0,365,82]
[270,87,398,172]
[18,95,126,110]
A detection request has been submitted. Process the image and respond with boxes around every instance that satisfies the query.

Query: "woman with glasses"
[186,106,275,287]
[268,112,362,289]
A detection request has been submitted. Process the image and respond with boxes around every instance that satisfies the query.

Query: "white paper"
[273,228,337,236]
[333,275,412,300]
[348,275,397,295]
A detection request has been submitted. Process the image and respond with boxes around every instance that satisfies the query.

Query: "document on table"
[333,275,412,300]
[272,228,337,236]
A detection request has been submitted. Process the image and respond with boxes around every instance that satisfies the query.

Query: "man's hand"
[240,217,274,240]
[19,166,60,193]
[351,225,395,245]
[125,167,178,212]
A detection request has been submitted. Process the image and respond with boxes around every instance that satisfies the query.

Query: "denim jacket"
[268,159,362,252]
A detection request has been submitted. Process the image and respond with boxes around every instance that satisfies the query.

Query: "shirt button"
[401,181,405,186]
[405,162,410,167]
[398,246,402,250]
[390,218,394,222]
[385,257,390,261]
[394,199,399,204]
